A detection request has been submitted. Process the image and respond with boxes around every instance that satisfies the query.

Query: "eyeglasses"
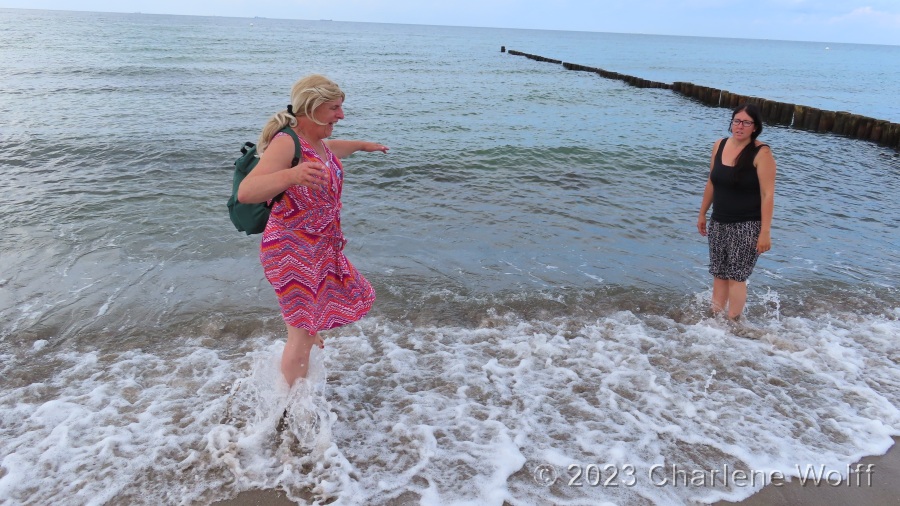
[731,119,755,127]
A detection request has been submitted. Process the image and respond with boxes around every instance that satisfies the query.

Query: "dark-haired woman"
[697,104,776,320]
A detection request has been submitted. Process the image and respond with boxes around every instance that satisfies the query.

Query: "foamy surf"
[209,346,361,504]
[1,303,897,505]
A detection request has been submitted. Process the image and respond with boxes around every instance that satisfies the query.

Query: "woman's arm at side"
[237,135,327,204]
[325,140,389,159]
[755,146,776,253]
[697,140,719,236]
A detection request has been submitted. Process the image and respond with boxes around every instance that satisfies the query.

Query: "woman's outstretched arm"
[325,140,389,159]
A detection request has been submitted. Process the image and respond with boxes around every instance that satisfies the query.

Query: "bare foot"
[314,334,324,349]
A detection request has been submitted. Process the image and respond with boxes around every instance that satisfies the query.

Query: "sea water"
[0,8,898,506]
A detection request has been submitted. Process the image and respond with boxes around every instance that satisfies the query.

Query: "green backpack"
[227,127,301,235]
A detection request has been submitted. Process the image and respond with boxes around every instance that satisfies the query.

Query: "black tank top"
[710,138,764,223]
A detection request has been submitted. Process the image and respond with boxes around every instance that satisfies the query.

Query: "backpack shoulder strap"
[278,127,302,167]
[266,127,302,206]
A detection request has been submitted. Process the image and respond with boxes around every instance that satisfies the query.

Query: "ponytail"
[256,110,297,156]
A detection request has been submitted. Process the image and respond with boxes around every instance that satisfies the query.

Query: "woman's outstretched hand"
[361,142,389,154]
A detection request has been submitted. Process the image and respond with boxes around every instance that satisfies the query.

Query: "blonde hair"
[257,74,345,155]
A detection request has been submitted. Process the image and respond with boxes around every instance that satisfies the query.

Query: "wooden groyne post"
[505,49,900,151]
[561,60,671,89]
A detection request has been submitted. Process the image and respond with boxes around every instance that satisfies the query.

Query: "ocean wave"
[1,311,897,505]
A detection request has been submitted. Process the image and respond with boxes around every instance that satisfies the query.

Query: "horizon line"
[3,6,898,48]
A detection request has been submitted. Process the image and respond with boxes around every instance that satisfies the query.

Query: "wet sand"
[717,436,900,506]
[211,437,900,505]
[211,489,295,506]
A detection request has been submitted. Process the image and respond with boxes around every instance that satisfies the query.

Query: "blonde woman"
[238,74,387,386]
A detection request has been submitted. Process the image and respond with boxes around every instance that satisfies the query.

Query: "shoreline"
[211,437,900,505]
[716,436,900,506]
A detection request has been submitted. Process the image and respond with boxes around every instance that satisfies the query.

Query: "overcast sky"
[3,0,899,45]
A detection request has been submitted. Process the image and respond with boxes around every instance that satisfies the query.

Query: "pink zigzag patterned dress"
[260,133,375,334]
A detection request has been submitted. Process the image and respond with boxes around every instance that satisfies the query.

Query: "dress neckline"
[299,137,331,166]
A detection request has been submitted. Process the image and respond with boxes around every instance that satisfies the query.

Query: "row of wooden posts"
[502,47,900,151]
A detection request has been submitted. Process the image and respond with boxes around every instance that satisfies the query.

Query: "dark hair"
[729,103,764,184]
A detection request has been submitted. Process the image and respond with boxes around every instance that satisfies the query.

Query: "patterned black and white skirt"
[707,219,761,282]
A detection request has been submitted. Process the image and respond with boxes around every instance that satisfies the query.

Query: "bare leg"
[711,277,729,315]
[726,280,748,320]
[281,325,325,387]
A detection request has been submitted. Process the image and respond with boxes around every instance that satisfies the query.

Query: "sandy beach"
[213,489,295,506]
[211,437,900,505]
[717,436,900,506]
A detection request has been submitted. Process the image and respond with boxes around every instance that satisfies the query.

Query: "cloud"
[829,6,900,27]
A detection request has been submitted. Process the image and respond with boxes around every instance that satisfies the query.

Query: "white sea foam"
[1,308,898,505]
[0,339,356,505]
